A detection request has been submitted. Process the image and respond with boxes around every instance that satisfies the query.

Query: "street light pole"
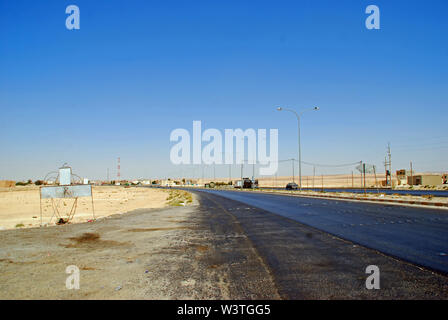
[277,106,319,191]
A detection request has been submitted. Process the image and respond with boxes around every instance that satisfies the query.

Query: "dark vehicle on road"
[286,182,298,190]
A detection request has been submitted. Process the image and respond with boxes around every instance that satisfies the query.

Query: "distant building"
[161,180,176,186]
[396,169,409,186]
[0,180,15,188]
[407,175,442,186]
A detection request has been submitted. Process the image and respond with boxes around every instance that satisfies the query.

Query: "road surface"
[192,190,448,298]
[195,189,448,274]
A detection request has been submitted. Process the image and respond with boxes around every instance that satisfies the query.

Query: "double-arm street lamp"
[276,106,320,191]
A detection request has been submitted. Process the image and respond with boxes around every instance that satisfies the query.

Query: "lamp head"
[314,107,319,110]
[276,107,282,111]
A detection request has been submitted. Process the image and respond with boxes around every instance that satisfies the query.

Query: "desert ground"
[0,186,169,230]
[1,187,447,299]
[0,192,278,299]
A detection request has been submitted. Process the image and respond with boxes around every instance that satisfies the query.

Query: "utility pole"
[252,162,255,182]
[383,143,392,188]
[201,164,204,185]
[373,165,378,190]
[351,171,354,188]
[384,156,388,187]
[410,161,413,186]
[229,164,231,184]
[363,163,366,190]
[117,157,121,181]
[387,143,392,188]
[360,161,363,188]
[312,166,315,188]
[276,106,320,191]
[275,167,278,188]
[292,159,295,183]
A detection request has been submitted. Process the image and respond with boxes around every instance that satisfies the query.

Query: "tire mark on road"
[198,192,283,299]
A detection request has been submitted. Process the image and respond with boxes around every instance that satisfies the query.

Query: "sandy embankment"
[0,186,168,230]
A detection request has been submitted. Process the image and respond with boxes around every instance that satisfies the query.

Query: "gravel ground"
[0,196,279,299]
[1,191,446,300]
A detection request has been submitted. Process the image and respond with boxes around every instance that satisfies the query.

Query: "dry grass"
[166,189,193,206]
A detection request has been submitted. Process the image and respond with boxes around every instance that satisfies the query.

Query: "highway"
[194,189,448,274]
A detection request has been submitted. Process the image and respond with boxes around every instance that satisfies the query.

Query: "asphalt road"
[193,190,448,299]
[196,189,448,274]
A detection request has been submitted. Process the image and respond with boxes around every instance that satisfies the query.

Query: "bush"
[34,180,44,186]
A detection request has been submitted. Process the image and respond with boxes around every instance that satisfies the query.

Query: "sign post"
[39,165,95,226]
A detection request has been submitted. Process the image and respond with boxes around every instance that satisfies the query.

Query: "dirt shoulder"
[0,194,279,299]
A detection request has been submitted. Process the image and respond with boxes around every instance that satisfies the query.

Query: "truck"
[234,178,258,189]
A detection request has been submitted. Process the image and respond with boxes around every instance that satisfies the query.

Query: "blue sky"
[0,0,447,180]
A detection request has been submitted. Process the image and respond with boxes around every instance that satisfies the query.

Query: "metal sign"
[59,167,72,186]
[39,184,95,226]
[40,164,95,227]
[40,185,92,199]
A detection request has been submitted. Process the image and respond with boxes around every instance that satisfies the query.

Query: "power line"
[278,159,361,168]
[300,160,361,168]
